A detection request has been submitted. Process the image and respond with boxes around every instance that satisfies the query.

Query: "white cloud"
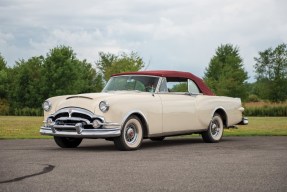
[0,32,14,45]
[0,0,286,81]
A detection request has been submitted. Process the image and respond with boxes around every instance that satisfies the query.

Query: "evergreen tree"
[204,44,248,100]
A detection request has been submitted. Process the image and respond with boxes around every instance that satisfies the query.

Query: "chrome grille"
[51,108,95,131]
[71,113,92,121]
[54,112,69,120]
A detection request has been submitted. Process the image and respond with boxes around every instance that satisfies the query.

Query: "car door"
[158,78,201,133]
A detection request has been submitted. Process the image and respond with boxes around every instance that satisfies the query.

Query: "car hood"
[54,93,111,112]
[53,91,150,113]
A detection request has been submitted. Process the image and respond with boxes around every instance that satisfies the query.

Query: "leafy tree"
[0,53,10,114]
[0,53,8,98]
[7,46,103,113]
[204,44,248,100]
[42,45,99,98]
[9,56,44,108]
[96,52,144,81]
[94,73,105,92]
[1,47,145,115]
[0,53,7,70]
[254,43,287,102]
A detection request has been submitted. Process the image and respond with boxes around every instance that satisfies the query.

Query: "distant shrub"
[0,99,10,115]
[12,107,43,116]
[0,103,43,116]
[244,103,287,117]
[246,94,260,102]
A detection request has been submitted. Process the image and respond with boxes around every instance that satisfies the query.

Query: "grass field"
[224,117,287,136]
[0,116,51,139]
[0,116,286,139]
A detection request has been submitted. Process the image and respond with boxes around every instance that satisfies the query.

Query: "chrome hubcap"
[210,120,220,137]
[125,123,137,143]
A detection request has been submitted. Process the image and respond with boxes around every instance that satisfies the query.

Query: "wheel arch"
[122,111,149,138]
[213,107,228,127]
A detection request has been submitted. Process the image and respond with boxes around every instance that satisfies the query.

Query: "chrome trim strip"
[98,122,121,128]
[66,96,93,100]
[149,128,208,138]
[154,77,162,93]
[46,121,121,130]
[55,117,91,124]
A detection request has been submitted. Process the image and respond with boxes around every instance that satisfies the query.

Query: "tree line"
[204,43,287,102]
[0,43,286,115]
[0,46,143,115]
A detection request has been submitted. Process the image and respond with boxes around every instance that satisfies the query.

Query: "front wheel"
[114,116,143,151]
[54,136,82,148]
[202,113,224,143]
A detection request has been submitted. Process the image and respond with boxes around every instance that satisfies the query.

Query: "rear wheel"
[114,116,143,151]
[202,113,223,143]
[54,136,82,148]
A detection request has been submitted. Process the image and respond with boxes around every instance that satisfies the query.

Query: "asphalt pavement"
[0,137,286,192]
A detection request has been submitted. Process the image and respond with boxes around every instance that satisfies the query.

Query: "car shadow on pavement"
[47,137,211,152]
[141,137,205,149]
[44,137,238,152]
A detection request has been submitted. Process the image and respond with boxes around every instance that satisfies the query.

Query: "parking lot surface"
[0,137,286,192]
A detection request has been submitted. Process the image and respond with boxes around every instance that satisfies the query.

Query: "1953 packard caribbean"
[40,70,248,150]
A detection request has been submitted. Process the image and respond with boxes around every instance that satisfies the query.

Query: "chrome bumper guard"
[40,122,121,138]
[238,117,248,125]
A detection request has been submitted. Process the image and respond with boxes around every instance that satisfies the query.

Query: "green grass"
[0,116,286,139]
[224,117,287,136]
[0,116,51,139]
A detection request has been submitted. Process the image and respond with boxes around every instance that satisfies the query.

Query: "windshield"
[102,75,160,93]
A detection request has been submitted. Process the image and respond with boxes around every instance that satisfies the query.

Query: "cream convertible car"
[40,70,248,150]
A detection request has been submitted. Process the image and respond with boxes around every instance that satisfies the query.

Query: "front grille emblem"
[68,109,72,118]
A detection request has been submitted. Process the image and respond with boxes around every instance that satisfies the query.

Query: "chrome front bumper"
[40,107,122,138]
[40,123,121,138]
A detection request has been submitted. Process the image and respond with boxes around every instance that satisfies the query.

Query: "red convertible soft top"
[112,70,214,96]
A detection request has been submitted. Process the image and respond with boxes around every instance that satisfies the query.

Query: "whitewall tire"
[202,113,224,143]
[114,116,143,151]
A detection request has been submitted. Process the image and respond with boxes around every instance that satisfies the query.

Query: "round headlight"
[99,101,109,112]
[42,100,51,112]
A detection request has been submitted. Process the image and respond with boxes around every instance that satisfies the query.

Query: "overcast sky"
[1,0,286,82]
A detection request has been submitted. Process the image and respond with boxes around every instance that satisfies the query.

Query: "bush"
[247,94,260,102]
[0,99,10,115]
[0,100,43,116]
[245,105,287,116]
[13,107,43,116]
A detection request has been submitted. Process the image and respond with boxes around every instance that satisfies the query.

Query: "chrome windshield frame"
[102,75,162,93]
